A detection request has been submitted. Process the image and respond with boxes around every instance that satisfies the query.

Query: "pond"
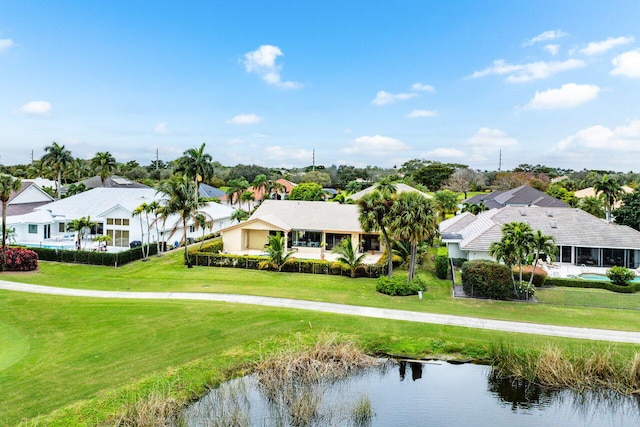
[180,360,640,426]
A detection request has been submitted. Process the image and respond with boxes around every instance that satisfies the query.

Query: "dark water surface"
[181,361,640,426]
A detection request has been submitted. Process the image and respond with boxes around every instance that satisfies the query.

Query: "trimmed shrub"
[545,277,640,294]
[434,247,449,279]
[375,248,404,268]
[513,265,548,287]
[196,239,223,253]
[3,247,38,271]
[376,274,426,296]
[607,266,635,286]
[29,244,157,267]
[461,260,512,300]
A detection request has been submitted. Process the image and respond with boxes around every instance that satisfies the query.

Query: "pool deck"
[541,263,638,278]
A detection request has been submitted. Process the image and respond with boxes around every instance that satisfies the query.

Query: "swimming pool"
[578,273,640,283]
[19,242,76,251]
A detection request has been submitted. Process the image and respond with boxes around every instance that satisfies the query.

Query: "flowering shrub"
[2,247,39,271]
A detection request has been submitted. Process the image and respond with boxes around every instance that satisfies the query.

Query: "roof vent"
[546,210,553,217]
[550,221,557,228]
[519,209,527,216]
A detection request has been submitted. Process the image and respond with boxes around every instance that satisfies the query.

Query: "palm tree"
[595,175,624,222]
[225,178,250,206]
[528,231,557,287]
[66,216,97,250]
[461,201,488,215]
[146,200,163,255]
[240,191,255,211]
[578,196,605,218]
[489,221,535,297]
[132,202,153,260]
[260,232,297,271]
[194,213,211,249]
[65,183,87,197]
[388,192,437,282]
[90,152,117,186]
[331,237,366,278]
[230,209,249,223]
[375,177,397,196]
[266,180,286,200]
[358,190,395,278]
[176,143,214,202]
[252,174,270,201]
[0,175,22,271]
[41,142,73,199]
[157,175,208,267]
[489,238,518,286]
[433,190,459,221]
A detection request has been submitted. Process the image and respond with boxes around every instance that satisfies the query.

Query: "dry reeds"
[110,392,180,427]
[491,342,640,395]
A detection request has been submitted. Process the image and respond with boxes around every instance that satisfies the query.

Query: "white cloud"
[611,49,640,78]
[424,148,465,159]
[549,120,640,168]
[524,30,567,46]
[470,59,584,83]
[411,83,435,92]
[264,145,313,163]
[406,109,437,118]
[467,128,517,148]
[154,122,168,134]
[343,135,410,156]
[524,83,600,110]
[227,113,264,125]
[242,45,301,89]
[226,138,244,145]
[0,38,15,53]
[371,90,418,106]
[543,44,560,56]
[580,36,634,56]
[16,101,52,116]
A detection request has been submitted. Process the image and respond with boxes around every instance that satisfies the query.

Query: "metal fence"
[537,287,640,310]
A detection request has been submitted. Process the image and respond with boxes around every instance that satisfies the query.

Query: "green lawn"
[537,287,640,310]
[1,289,637,426]
[3,251,640,332]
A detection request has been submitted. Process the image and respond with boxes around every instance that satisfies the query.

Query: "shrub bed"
[376,274,426,296]
[195,239,223,253]
[192,252,386,278]
[434,247,449,279]
[2,247,39,271]
[29,244,158,267]
[461,260,512,300]
[607,266,635,286]
[544,277,640,294]
[512,265,547,287]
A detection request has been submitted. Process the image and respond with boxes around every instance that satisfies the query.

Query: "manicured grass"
[4,250,640,332]
[2,290,638,426]
[537,287,640,310]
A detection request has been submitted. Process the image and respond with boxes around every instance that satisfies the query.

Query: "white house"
[8,187,235,251]
[440,206,640,268]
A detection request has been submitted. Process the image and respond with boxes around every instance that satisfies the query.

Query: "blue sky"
[2,1,640,171]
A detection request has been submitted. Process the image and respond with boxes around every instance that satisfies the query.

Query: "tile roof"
[464,185,568,209]
[347,183,431,200]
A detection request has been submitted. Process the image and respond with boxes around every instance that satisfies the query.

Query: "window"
[28,224,37,234]
[123,219,129,226]
[189,226,196,233]
[107,218,114,225]
[325,233,350,250]
[291,230,322,247]
[58,223,66,233]
[107,230,130,247]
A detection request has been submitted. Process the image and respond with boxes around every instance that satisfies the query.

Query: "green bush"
[461,260,512,300]
[434,247,449,279]
[196,239,223,253]
[29,244,157,267]
[544,277,640,293]
[376,274,427,296]
[607,266,635,286]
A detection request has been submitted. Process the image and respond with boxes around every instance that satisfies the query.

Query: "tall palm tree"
[146,200,163,255]
[501,222,534,288]
[358,190,395,278]
[90,152,117,186]
[433,190,459,221]
[240,191,255,211]
[252,174,270,201]
[230,208,249,223]
[595,175,624,222]
[578,196,605,219]
[0,175,22,271]
[388,192,437,282]
[461,201,488,215]
[375,177,397,196]
[132,202,154,260]
[157,175,207,267]
[176,143,214,202]
[528,230,557,287]
[66,216,97,250]
[41,142,73,199]
[261,232,297,271]
[331,237,367,278]
[194,213,210,249]
[488,238,518,286]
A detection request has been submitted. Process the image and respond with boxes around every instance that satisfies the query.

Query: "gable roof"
[198,183,226,199]
[224,200,363,233]
[347,183,431,200]
[76,175,150,189]
[464,185,568,209]
[440,206,640,251]
[0,182,55,217]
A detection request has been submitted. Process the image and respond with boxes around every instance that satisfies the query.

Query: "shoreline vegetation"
[19,333,640,426]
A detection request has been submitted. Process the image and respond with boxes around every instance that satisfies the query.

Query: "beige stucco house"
[220,200,381,257]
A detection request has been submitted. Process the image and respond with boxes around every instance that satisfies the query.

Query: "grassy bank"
[3,251,640,332]
[3,290,639,426]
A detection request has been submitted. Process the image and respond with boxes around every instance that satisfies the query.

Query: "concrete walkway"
[2,280,640,344]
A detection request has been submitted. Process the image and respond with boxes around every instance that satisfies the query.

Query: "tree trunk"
[529,253,539,286]
[408,242,417,283]
[380,226,393,278]
[1,201,7,271]
[57,170,62,199]
[183,217,190,267]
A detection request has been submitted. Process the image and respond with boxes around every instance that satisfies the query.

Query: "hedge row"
[191,252,387,278]
[544,277,640,294]
[434,247,449,279]
[29,244,158,267]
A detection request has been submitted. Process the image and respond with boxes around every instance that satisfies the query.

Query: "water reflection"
[180,360,640,426]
